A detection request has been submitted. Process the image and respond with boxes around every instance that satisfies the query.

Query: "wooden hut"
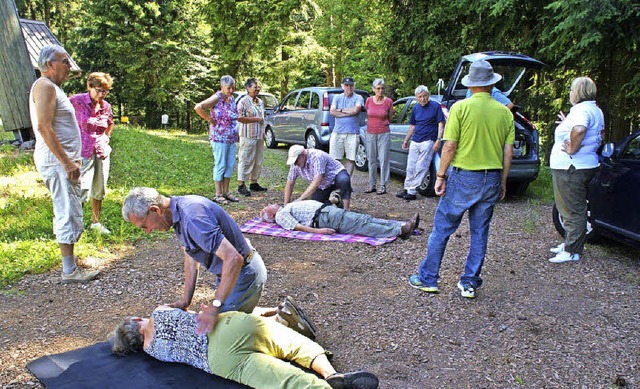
[0,0,79,142]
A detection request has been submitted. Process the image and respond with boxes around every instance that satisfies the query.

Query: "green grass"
[0,125,289,287]
[526,165,554,203]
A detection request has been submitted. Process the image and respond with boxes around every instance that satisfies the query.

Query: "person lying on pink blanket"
[260,200,418,240]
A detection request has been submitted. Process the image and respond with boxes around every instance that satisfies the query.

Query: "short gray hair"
[570,77,597,104]
[37,44,67,72]
[122,187,165,222]
[372,78,385,88]
[109,318,143,356]
[220,75,235,88]
[415,85,429,96]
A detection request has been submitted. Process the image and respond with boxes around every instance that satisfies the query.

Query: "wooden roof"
[19,18,81,71]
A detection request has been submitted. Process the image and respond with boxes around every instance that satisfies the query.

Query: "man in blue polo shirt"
[330,77,364,176]
[396,85,445,200]
[122,187,268,334]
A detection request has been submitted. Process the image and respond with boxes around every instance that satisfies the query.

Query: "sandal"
[364,186,376,193]
[377,186,386,195]
[213,195,229,205]
[224,193,240,203]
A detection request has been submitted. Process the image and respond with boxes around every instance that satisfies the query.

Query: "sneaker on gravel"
[402,193,417,201]
[61,267,100,284]
[326,371,379,389]
[409,275,438,293]
[277,296,317,339]
[90,222,111,234]
[238,185,251,196]
[457,281,476,298]
[249,183,268,192]
[549,243,565,254]
[395,189,407,198]
[549,251,580,263]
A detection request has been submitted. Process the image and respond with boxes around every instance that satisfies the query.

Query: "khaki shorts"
[329,133,358,161]
[81,154,110,201]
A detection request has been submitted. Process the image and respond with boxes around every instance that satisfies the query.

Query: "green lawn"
[0,125,289,287]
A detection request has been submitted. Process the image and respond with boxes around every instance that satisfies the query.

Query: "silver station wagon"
[264,87,370,150]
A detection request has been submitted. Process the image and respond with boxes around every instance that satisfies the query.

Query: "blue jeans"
[417,168,501,288]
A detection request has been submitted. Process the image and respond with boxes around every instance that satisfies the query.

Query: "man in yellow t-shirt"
[409,59,514,299]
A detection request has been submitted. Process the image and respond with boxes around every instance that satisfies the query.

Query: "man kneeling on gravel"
[122,187,317,339]
[260,200,419,239]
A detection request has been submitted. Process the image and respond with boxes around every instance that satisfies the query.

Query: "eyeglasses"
[94,88,110,95]
[374,87,384,90]
[52,58,71,65]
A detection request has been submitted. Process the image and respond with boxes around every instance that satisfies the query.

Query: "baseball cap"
[287,145,305,165]
[342,77,355,85]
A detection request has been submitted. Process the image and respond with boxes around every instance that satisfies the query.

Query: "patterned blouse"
[209,91,239,144]
[69,92,113,159]
[145,309,212,373]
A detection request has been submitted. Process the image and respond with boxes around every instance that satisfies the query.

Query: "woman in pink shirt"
[364,79,393,194]
[70,72,114,234]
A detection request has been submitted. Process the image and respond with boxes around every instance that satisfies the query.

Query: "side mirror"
[601,142,615,158]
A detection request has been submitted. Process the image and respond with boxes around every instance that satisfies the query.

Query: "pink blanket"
[239,217,397,246]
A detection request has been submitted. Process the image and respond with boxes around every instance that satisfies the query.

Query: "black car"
[553,130,640,248]
[355,51,545,196]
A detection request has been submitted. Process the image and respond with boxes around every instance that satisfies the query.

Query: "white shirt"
[550,100,603,170]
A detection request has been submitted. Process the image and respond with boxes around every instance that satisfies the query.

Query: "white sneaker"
[90,223,111,234]
[549,243,565,254]
[549,251,580,263]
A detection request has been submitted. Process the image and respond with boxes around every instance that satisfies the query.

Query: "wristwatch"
[212,299,223,308]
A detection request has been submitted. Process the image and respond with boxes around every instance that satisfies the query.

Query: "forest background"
[14,0,640,152]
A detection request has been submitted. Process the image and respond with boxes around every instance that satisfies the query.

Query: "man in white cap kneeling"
[284,145,353,211]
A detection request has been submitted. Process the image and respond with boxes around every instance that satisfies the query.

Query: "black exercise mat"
[27,341,249,388]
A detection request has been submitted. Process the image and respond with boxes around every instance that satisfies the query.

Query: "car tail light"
[321,92,330,126]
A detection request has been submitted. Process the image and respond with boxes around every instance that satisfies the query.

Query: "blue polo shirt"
[466,87,512,106]
[409,100,445,142]
[170,195,250,275]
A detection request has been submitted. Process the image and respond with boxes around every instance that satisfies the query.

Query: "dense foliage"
[12,0,640,143]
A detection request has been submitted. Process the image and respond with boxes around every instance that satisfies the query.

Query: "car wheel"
[507,181,529,197]
[416,163,436,197]
[265,127,277,149]
[355,141,368,172]
[306,131,319,149]
[552,202,598,242]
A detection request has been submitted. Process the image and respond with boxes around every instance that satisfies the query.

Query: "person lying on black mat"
[110,305,379,389]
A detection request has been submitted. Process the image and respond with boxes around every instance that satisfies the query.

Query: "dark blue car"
[553,129,640,248]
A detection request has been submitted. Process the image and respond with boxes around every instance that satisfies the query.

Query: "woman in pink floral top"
[194,75,240,205]
[69,72,114,234]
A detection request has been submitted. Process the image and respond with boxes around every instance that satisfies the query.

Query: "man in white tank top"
[30,44,99,283]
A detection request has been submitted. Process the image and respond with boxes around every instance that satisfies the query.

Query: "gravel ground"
[1,149,639,388]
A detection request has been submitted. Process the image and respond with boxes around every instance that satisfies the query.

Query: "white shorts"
[329,133,358,161]
[38,163,84,244]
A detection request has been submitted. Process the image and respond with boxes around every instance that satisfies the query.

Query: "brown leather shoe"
[399,212,419,240]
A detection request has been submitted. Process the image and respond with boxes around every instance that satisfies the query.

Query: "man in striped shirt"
[237,78,268,196]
